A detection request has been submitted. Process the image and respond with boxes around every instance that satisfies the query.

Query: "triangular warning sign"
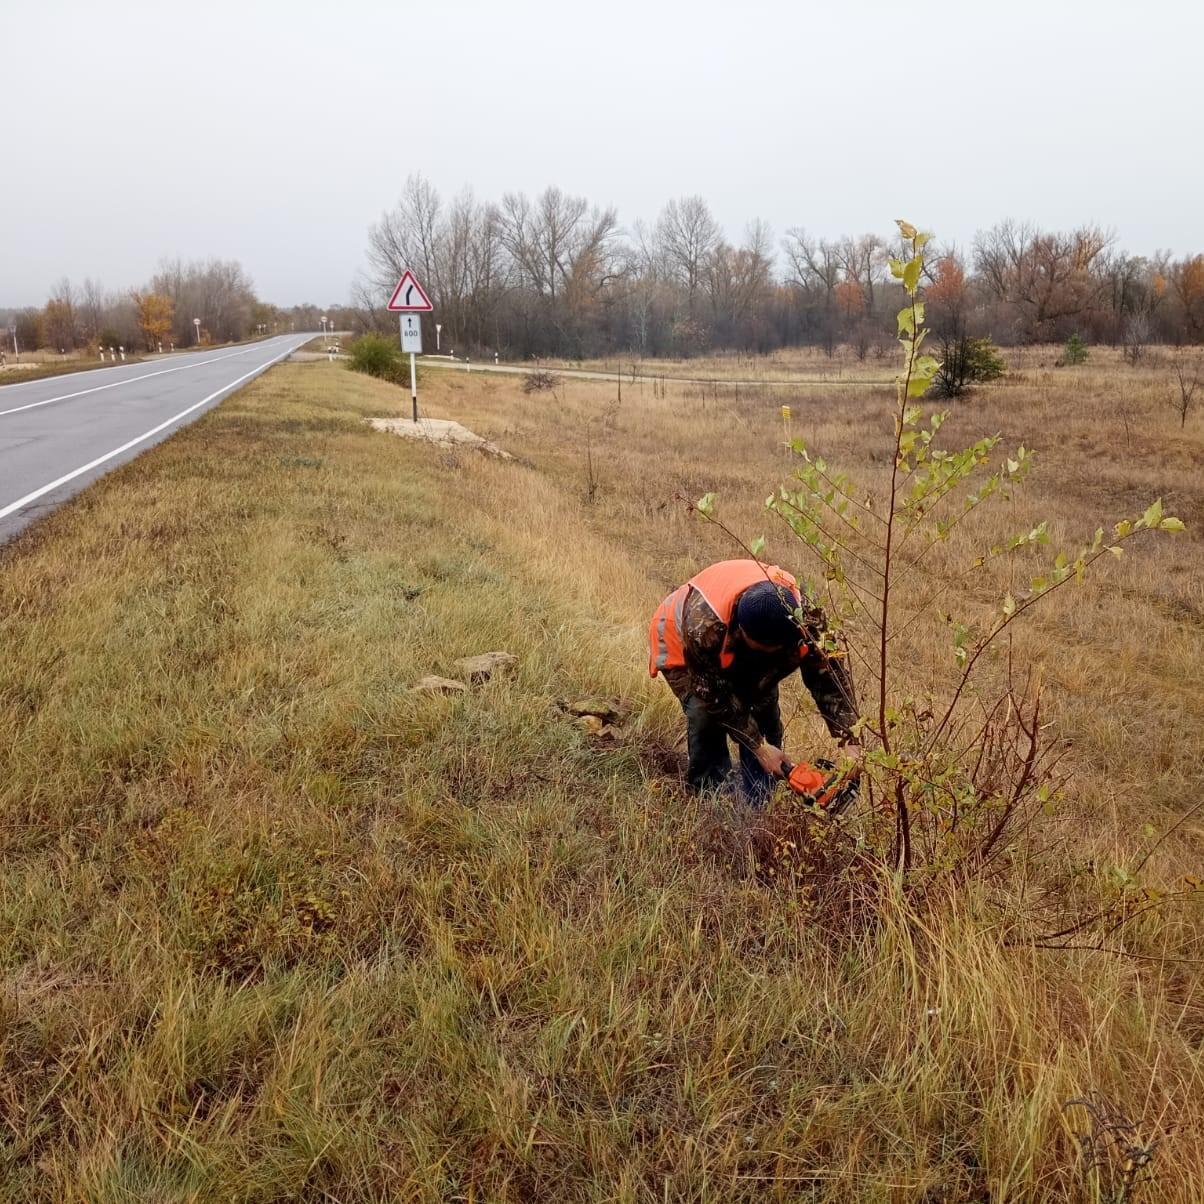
[386,270,434,312]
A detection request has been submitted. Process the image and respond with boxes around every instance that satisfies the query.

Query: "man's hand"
[755,743,789,779]
[839,741,864,776]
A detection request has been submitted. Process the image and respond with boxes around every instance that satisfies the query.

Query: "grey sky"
[3,0,1200,307]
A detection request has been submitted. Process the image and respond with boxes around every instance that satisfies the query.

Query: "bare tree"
[45,278,78,349]
[835,234,886,315]
[348,272,394,334]
[500,187,617,303]
[973,220,1114,341]
[625,219,665,355]
[1122,313,1151,364]
[703,220,775,348]
[783,228,841,303]
[782,227,843,353]
[497,186,618,354]
[1168,355,1202,428]
[367,174,442,299]
[150,257,256,343]
[1098,251,1147,344]
[655,196,720,315]
[445,191,509,349]
[79,278,105,343]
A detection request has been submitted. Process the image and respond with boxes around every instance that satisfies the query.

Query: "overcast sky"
[2,0,1200,307]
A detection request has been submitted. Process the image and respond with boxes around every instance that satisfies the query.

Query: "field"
[1,346,1202,1201]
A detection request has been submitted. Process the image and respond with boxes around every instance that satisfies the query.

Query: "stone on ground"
[452,651,518,685]
[412,675,468,696]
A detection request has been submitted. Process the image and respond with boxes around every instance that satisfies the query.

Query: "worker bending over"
[649,559,859,804]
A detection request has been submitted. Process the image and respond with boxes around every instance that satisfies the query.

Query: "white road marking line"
[0,343,299,522]
[0,342,282,418]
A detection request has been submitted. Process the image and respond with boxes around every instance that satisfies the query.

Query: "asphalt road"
[0,334,312,544]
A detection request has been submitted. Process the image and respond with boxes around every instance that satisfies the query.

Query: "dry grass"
[0,347,1201,1201]
[533,344,899,383]
[0,355,149,386]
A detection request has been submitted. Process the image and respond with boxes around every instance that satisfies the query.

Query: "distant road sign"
[400,313,423,353]
[387,270,433,312]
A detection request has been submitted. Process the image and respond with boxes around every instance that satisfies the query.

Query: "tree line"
[354,176,1204,359]
[1,261,354,355]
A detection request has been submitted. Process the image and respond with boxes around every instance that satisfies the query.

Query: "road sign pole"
[386,270,433,424]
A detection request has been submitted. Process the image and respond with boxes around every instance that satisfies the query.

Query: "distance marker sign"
[400,313,422,353]
[387,270,433,312]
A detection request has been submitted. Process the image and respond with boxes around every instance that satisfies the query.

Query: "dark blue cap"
[735,581,801,647]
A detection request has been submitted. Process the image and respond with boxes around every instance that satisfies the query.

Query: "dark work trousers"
[680,688,784,806]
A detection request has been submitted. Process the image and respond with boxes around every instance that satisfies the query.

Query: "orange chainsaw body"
[783,759,857,813]
[786,763,828,797]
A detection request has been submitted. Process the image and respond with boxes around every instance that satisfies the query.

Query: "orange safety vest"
[648,560,800,678]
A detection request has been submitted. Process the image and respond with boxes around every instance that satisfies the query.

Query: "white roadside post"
[193,318,201,345]
[385,269,434,423]
[435,323,442,353]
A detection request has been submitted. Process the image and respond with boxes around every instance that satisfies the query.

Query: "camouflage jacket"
[661,585,858,750]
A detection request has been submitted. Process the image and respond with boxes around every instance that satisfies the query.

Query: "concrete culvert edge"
[369,416,512,459]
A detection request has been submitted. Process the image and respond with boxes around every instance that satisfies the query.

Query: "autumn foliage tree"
[132,291,175,351]
[1170,255,1204,341]
[834,279,866,322]
[926,254,968,334]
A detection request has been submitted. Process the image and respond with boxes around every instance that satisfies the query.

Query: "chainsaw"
[780,757,860,817]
